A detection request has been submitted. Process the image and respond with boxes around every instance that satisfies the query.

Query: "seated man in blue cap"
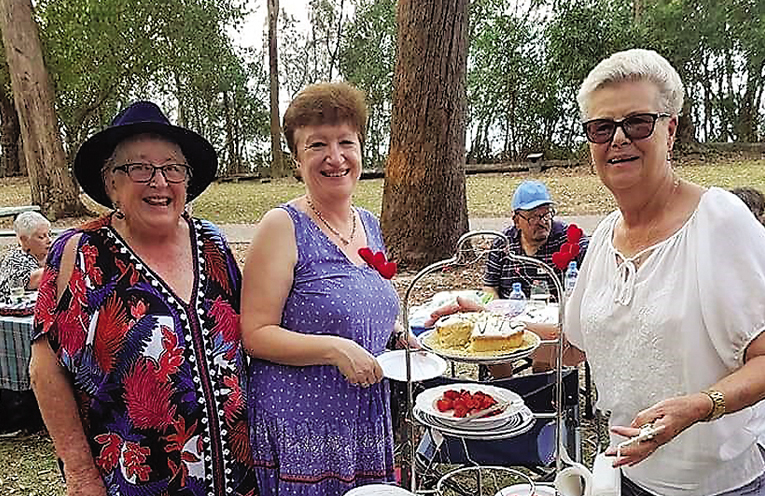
[484,180,588,374]
[484,180,588,301]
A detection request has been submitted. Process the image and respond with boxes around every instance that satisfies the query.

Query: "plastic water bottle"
[565,261,579,298]
[508,282,527,317]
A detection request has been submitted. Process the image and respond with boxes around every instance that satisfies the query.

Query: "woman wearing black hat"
[28,102,258,496]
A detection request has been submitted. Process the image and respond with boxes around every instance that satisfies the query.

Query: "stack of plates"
[413,406,535,440]
[413,383,534,439]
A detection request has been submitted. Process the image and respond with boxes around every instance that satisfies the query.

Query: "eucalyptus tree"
[544,0,638,149]
[267,0,285,176]
[36,0,266,175]
[467,0,559,162]
[0,41,21,177]
[381,0,470,268]
[279,0,348,97]
[0,0,86,217]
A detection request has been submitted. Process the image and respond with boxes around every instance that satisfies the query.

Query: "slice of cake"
[433,312,527,354]
[434,313,475,349]
[469,313,526,353]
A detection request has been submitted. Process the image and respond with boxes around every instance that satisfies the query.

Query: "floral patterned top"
[32,214,258,496]
[0,247,39,297]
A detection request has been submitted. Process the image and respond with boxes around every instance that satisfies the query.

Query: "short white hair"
[577,49,684,120]
[13,211,50,237]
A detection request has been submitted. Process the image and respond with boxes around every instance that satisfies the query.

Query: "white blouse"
[566,188,765,496]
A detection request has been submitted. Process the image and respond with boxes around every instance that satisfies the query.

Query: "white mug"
[554,463,593,496]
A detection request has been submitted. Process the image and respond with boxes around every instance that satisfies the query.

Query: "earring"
[113,201,125,220]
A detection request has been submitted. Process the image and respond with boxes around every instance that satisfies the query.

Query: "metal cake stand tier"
[412,405,537,440]
[418,328,542,365]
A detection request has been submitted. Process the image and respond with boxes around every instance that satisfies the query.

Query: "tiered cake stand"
[399,230,573,495]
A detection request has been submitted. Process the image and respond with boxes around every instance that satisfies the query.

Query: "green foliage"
[338,0,396,169]
[467,0,559,161]
[34,0,269,173]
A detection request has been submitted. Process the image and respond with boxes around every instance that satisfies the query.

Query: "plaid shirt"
[483,220,589,301]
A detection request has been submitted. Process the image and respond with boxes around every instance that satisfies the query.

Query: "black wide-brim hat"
[74,101,217,208]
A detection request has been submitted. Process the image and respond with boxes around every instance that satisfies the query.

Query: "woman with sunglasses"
[563,49,765,495]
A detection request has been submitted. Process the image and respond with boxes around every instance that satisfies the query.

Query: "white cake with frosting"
[435,312,525,353]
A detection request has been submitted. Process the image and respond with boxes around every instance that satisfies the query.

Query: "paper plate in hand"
[419,328,540,364]
[415,383,524,429]
[377,350,447,382]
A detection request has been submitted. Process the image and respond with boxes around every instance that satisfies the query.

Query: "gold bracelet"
[701,389,726,422]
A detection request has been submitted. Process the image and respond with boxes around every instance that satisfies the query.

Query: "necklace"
[306,197,356,246]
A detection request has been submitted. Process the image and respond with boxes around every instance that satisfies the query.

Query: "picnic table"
[0,308,43,433]
[0,205,40,219]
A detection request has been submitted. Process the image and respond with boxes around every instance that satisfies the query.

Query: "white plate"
[415,383,524,429]
[377,350,447,382]
[413,406,536,439]
[344,484,414,495]
[495,483,556,496]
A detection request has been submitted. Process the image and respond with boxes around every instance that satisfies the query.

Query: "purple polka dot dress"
[249,204,399,496]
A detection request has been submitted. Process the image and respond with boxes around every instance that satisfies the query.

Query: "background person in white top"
[564,49,765,496]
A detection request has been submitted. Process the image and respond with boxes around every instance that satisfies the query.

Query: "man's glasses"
[114,163,190,183]
[515,208,555,224]
[582,113,671,144]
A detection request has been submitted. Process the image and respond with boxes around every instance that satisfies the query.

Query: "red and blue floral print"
[33,214,258,496]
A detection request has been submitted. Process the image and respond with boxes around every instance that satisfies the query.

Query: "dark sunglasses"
[582,113,671,144]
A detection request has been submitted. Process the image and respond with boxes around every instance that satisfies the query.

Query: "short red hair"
[283,82,368,155]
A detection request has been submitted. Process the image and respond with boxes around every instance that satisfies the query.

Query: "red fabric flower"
[358,247,397,279]
[551,223,583,270]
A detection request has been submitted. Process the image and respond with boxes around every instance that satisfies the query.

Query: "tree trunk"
[381,0,470,268]
[268,0,285,178]
[222,90,238,176]
[0,82,21,176]
[0,0,86,219]
[327,0,345,80]
[676,98,698,152]
[736,58,764,142]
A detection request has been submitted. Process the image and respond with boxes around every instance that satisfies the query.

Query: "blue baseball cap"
[511,180,554,211]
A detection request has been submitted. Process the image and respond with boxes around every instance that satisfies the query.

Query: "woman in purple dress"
[241,82,401,495]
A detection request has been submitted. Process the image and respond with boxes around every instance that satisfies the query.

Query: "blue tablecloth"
[0,315,33,391]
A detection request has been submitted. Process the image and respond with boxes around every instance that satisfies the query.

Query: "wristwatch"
[701,389,726,422]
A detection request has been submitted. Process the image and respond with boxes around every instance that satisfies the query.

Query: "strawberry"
[444,390,460,400]
[436,399,452,412]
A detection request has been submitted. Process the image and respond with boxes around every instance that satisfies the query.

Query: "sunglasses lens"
[623,114,656,140]
[584,120,615,144]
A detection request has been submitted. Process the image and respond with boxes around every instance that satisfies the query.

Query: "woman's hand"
[330,336,384,387]
[423,296,485,327]
[605,393,711,467]
[395,331,422,350]
[392,321,422,350]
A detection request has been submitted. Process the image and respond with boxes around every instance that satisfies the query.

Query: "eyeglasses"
[113,163,190,183]
[582,113,671,144]
[515,208,555,224]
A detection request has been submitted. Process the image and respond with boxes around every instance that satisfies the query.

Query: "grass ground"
[1,155,763,494]
[0,156,763,228]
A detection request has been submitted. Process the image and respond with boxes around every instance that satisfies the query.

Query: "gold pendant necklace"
[306,197,356,246]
